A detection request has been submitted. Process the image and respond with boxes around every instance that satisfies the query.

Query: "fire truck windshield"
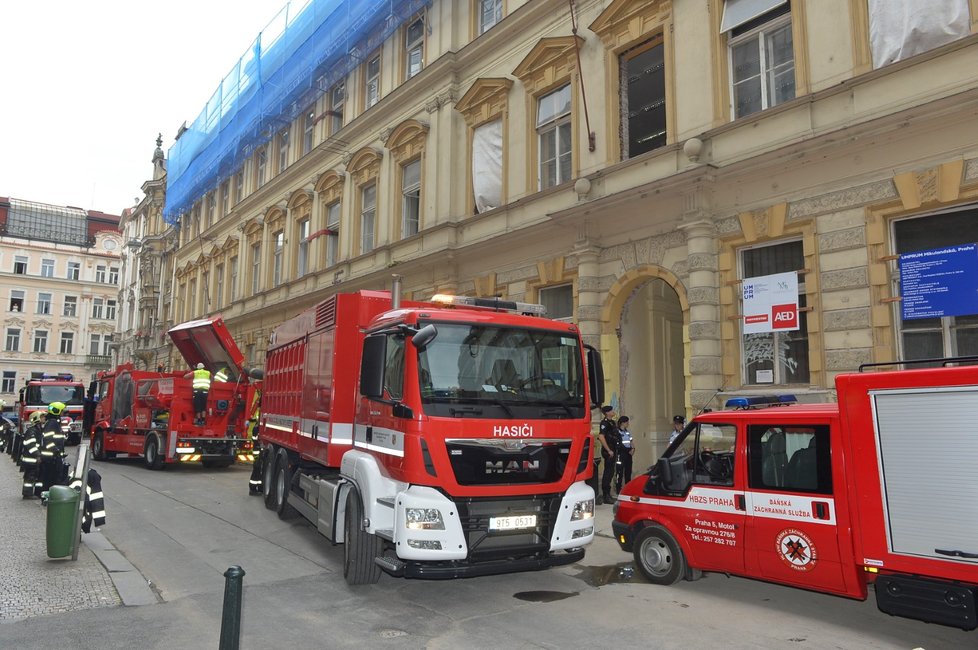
[26,385,85,406]
[417,322,586,419]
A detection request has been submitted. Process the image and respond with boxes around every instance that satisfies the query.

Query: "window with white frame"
[256,147,268,187]
[9,290,24,312]
[67,261,80,280]
[365,54,381,108]
[1,371,15,393]
[221,180,230,216]
[235,170,245,204]
[109,266,119,285]
[63,296,77,317]
[13,256,27,274]
[740,240,809,384]
[621,38,666,158]
[90,333,103,356]
[37,292,52,315]
[725,1,794,119]
[537,84,572,189]
[278,128,290,172]
[95,265,107,283]
[326,202,340,267]
[33,330,48,354]
[5,328,20,352]
[540,284,574,321]
[360,184,376,254]
[478,0,502,35]
[216,263,225,307]
[251,243,262,294]
[272,231,284,287]
[207,192,216,227]
[893,206,978,364]
[303,106,316,154]
[230,256,239,301]
[329,83,345,135]
[60,331,74,355]
[188,279,197,318]
[105,299,117,321]
[297,219,310,277]
[401,160,421,238]
[92,298,105,319]
[405,15,425,79]
[41,258,55,277]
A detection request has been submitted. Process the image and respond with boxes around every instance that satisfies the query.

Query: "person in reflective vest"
[214,366,230,383]
[39,402,68,491]
[183,363,211,425]
[247,390,262,495]
[68,467,105,533]
[21,411,44,498]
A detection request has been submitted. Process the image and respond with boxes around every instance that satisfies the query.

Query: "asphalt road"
[0,457,969,649]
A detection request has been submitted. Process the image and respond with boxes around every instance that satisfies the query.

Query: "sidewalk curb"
[83,532,159,606]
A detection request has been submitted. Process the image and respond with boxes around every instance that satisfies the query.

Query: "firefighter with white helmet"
[39,402,68,491]
[183,363,211,425]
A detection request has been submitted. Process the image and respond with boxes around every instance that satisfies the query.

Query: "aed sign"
[743,271,800,334]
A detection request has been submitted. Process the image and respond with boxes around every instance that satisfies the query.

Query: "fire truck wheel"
[144,434,165,470]
[343,488,382,585]
[92,431,116,461]
[262,448,278,510]
[273,449,299,520]
[633,524,685,585]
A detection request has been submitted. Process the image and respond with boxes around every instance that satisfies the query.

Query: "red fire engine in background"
[613,358,978,631]
[18,374,86,444]
[257,283,604,584]
[88,316,258,469]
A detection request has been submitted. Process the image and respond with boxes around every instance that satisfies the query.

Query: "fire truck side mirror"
[360,335,387,399]
[411,324,437,351]
[246,368,265,380]
[585,346,605,408]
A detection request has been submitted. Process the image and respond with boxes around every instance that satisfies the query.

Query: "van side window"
[748,425,832,494]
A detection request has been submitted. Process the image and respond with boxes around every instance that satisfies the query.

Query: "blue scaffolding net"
[164,0,429,224]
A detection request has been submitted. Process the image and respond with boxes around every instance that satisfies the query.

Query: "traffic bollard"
[219,565,246,650]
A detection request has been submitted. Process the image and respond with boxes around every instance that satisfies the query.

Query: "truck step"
[375,528,394,541]
[374,554,405,576]
[376,497,395,508]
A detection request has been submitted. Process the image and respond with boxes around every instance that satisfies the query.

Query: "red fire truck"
[89,316,257,469]
[613,359,978,630]
[18,374,86,444]
[258,285,604,584]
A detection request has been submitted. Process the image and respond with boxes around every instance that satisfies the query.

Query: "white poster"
[743,271,799,334]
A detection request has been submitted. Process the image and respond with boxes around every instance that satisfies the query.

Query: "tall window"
[207,192,216,227]
[360,184,376,254]
[537,84,572,189]
[90,333,103,356]
[33,330,48,354]
[251,243,262,294]
[106,299,117,321]
[740,240,809,384]
[893,207,978,363]
[63,296,77,317]
[92,298,105,319]
[256,147,267,188]
[540,284,574,321]
[272,231,284,287]
[326,202,340,267]
[1,371,15,393]
[365,54,381,109]
[621,39,666,158]
[6,328,21,352]
[296,219,310,277]
[299,107,314,155]
[221,180,230,216]
[188,279,197,317]
[216,263,225,307]
[95,265,107,283]
[67,262,80,280]
[13,256,27,274]
[37,292,52,315]
[329,83,345,135]
[405,16,425,79]
[278,128,290,172]
[726,3,794,119]
[9,290,24,312]
[41,258,55,277]
[401,160,421,238]
[60,331,74,355]
[229,256,239,301]
[109,266,119,285]
[478,0,502,34]
[235,170,245,204]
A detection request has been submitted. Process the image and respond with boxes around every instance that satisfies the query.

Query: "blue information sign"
[900,244,978,320]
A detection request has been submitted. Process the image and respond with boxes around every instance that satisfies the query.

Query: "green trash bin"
[45,484,80,558]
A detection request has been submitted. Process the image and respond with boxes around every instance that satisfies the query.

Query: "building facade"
[0,198,122,404]
[163,0,978,471]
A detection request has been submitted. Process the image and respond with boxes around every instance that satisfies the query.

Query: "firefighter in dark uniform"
[68,467,106,533]
[247,391,262,495]
[39,402,68,491]
[20,411,44,498]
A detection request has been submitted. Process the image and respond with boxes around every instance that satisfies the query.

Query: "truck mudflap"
[375,547,586,580]
[875,574,978,630]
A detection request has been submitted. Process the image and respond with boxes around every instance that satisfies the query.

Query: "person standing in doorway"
[597,405,620,504]
[184,363,211,425]
[615,416,635,493]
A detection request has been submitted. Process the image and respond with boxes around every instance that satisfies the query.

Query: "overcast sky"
[0,0,288,215]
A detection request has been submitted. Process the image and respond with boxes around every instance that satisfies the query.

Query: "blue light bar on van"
[724,394,797,409]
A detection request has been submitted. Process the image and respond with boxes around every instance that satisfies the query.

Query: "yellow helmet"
[47,401,66,416]
[29,410,44,423]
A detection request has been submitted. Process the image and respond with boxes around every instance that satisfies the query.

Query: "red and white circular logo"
[776,528,817,572]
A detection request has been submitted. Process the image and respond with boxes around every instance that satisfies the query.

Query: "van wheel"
[633,524,685,585]
[273,449,299,520]
[262,447,277,510]
[343,488,382,585]
[144,434,164,470]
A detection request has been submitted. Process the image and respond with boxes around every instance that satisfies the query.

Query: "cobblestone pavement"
[0,446,121,623]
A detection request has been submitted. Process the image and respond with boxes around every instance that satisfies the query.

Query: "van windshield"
[417,322,586,419]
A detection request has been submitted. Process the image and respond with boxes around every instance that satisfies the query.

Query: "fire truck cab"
[613,360,978,631]
[18,374,85,444]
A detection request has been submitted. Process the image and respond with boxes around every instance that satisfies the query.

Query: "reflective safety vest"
[214,368,229,383]
[193,368,211,391]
